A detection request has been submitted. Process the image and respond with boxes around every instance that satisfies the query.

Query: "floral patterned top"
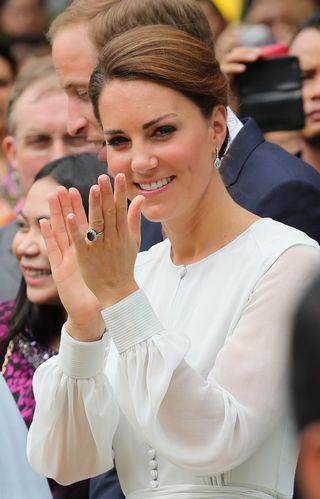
[0,300,90,498]
[0,301,57,427]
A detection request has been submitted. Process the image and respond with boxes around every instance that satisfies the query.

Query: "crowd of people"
[0,1,320,499]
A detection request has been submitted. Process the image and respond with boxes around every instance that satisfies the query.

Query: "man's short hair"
[47,0,119,42]
[6,56,61,134]
[48,0,214,53]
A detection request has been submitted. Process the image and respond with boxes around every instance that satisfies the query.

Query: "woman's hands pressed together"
[40,173,145,342]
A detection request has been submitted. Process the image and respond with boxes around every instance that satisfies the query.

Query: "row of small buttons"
[148,447,159,488]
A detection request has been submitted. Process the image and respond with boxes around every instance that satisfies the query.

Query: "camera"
[235,45,305,133]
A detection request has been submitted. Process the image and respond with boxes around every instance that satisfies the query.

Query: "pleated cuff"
[59,325,108,378]
[101,289,163,353]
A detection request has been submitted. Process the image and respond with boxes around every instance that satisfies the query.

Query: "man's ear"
[297,422,320,499]
[2,136,19,170]
[209,104,227,151]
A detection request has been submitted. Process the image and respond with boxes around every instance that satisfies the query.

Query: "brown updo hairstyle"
[89,24,229,126]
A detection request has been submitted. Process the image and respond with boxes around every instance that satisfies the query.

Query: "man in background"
[0,56,94,300]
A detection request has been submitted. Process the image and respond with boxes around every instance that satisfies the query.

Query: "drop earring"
[214,148,222,170]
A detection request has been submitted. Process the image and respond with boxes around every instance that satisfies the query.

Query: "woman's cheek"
[11,233,20,259]
[107,150,128,177]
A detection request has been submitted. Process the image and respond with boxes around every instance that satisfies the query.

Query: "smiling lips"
[23,267,52,281]
[138,175,175,191]
[307,109,320,121]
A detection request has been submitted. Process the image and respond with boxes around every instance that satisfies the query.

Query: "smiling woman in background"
[0,152,108,499]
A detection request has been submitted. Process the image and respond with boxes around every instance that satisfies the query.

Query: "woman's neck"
[164,181,259,266]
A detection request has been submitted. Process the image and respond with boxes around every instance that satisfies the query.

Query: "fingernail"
[67,213,75,224]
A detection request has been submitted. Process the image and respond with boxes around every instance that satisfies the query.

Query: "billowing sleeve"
[27,330,120,485]
[103,245,320,475]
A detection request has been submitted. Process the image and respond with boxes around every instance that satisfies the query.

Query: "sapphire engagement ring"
[86,228,104,242]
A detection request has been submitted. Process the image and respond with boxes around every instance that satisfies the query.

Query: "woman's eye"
[300,69,314,81]
[154,125,176,137]
[106,136,129,147]
[16,221,28,231]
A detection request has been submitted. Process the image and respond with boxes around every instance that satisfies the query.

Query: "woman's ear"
[297,422,320,499]
[209,104,227,151]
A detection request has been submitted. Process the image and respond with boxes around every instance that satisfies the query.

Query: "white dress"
[27,219,320,499]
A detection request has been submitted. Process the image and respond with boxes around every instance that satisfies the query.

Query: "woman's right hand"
[40,186,105,342]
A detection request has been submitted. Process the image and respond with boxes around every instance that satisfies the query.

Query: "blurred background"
[1,0,320,225]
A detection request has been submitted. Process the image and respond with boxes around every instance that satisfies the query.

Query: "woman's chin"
[141,209,164,223]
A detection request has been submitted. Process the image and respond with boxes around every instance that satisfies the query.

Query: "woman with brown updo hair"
[27,25,320,499]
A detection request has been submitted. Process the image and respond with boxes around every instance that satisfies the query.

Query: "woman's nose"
[15,234,40,258]
[130,146,158,174]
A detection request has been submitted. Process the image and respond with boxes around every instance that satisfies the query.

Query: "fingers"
[91,173,129,238]
[66,213,88,255]
[56,186,76,242]
[224,46,261,63]
[114,173,129,236]
[221,47,261,78]
[99,174,116,237]
[87,173,139,247]
[69,187,89,234]
[48,190,71,251]
[127,195,144,247]
[39,218,62,270]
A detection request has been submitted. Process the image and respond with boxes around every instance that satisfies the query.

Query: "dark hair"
[89,24,228,127]
[0,153,108,362]
[90,0,214,52]
[0,41,16,77]
[34,152,109,215]
[291,274,320,431]
[289,9,320,45]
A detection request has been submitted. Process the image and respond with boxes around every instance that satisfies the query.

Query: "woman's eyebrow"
[104,113,177,135]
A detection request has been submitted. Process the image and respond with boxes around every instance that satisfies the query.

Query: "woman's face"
[99,79,226,224]
[12,176,59,305]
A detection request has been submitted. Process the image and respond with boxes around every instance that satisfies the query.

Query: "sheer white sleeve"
[27,330,119,485]
[103,245,320,475]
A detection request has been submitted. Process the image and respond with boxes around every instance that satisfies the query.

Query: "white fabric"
[27,219,320,499]
[0,375,51,499]
[226,106,243,147]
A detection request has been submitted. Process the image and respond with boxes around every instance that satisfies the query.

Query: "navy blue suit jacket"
[140,215,162,251]
[89,118,320,499]
[221,118,320,243]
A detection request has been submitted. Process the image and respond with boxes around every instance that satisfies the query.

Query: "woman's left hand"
[67,173,145,309]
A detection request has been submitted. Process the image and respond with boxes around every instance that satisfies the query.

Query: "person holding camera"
[289,11,320,173]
